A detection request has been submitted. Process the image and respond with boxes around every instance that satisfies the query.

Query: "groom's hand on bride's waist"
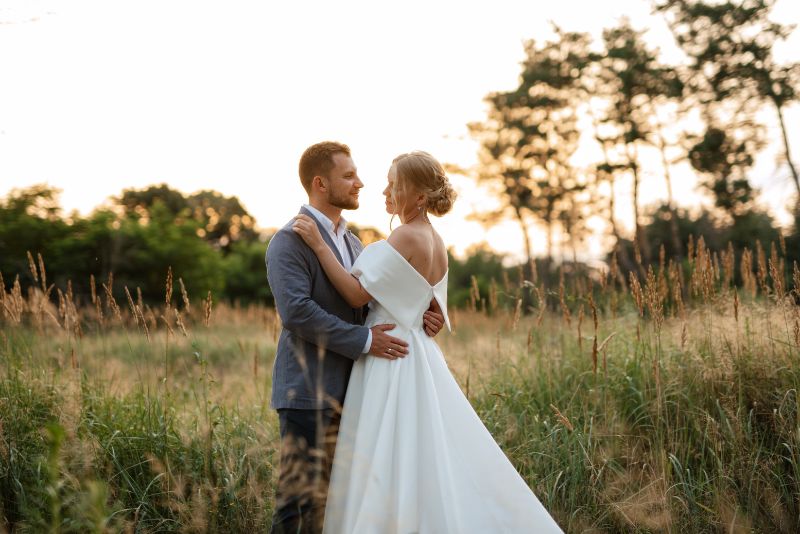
[368,324,409,360]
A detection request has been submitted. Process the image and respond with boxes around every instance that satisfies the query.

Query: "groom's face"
[321,153,363,210]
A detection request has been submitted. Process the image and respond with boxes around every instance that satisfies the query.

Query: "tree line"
[468,0,799,277]
[0,184,271,306]
[0,183,518,309]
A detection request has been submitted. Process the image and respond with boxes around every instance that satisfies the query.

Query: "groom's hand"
[369,324,409,360]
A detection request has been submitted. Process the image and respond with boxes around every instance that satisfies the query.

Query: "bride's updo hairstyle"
[392,151,457,216]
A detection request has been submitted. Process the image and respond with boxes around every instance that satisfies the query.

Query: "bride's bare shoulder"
[387,225,425,260]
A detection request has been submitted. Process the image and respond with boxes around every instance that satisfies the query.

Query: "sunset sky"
[2,0,799,262]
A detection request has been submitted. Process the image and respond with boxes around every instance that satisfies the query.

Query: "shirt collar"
[303,204,347,237]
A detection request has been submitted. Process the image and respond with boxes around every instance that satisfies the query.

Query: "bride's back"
[387,223,447,285]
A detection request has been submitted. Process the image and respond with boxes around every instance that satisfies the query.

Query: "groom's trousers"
[270,408,341,534]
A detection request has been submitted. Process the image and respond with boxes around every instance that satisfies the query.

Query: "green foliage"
[447,246,508,309]
[221,239,273,306]
[109,203,226,302]
[0,365,59,530]
[0,362,276,532]
[116,184,259,253]
[614,202,781,268]
[467,308,800,532]
[0,185,268,305]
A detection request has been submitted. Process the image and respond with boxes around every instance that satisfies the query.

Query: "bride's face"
[383,164,413,216]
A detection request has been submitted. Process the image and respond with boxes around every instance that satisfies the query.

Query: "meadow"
[1,240,799,533]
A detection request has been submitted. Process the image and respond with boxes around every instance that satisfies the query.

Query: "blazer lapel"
[299,206,345,266]
[343,230,360,265]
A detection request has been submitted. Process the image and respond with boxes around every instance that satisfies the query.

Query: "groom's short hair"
[299,141,351,193]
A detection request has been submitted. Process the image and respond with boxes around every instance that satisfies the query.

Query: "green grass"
[1,275,799,532]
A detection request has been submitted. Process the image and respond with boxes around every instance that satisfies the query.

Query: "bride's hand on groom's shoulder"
[292,214,325,252]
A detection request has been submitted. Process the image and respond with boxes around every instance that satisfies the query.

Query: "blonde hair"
[391,151,457,217]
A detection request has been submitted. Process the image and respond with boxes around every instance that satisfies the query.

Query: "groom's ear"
[313,175,328,192]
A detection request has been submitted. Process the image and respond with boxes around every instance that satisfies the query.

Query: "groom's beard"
[329,191,359,210]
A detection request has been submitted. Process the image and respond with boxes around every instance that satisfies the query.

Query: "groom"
[266,141,444,533]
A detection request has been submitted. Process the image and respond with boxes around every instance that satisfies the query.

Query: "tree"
[107,201,225,302]
[114,184,258,253]
[1,184,233,304]
[656,0,800,200]
[470,28,592,272]
[188,190,258,252]
[688,127,759,219]
[594,20,684,263]
[222,238,273,306]
[0,185,71,289]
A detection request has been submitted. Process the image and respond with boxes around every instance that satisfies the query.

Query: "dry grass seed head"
[768,244,784,300]
[644,267,665,332]
[740,248,756,298]
[0,271,5,319]
[26,251,39,283]
[722,242,735,288]
[102,281,123,323]
[203,291,213,327]
[629,272,645,317]
[756,240,768,296]
[512,298,522,330]
[792,262,800,299]
[549,404,574,432]
[174,308,188,337]
[179,277,191,313]
[165,266,173,311]
[37,252,47,292]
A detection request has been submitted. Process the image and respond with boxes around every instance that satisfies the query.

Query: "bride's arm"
[292,214,373,308]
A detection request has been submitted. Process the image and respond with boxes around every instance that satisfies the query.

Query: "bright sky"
[2,0,799,263]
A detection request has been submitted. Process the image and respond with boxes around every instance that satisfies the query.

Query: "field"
[1,242,800,533]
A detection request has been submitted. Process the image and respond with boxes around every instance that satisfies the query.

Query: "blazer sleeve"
[267,229,369,360]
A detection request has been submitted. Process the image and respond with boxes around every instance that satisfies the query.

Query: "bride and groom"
[266,141,563,533]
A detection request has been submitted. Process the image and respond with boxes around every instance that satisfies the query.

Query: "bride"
[292,151,563,533]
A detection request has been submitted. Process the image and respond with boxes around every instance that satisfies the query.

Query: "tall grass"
[1,239,799,532]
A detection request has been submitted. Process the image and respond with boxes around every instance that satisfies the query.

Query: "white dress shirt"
[303,204,372,354]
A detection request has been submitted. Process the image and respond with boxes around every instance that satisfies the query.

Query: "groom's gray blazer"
[266,206,370,410]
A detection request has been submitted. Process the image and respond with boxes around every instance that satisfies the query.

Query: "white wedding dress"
[322,241,563,534]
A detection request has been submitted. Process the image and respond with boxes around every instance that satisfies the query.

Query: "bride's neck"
[401,208,428,225]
